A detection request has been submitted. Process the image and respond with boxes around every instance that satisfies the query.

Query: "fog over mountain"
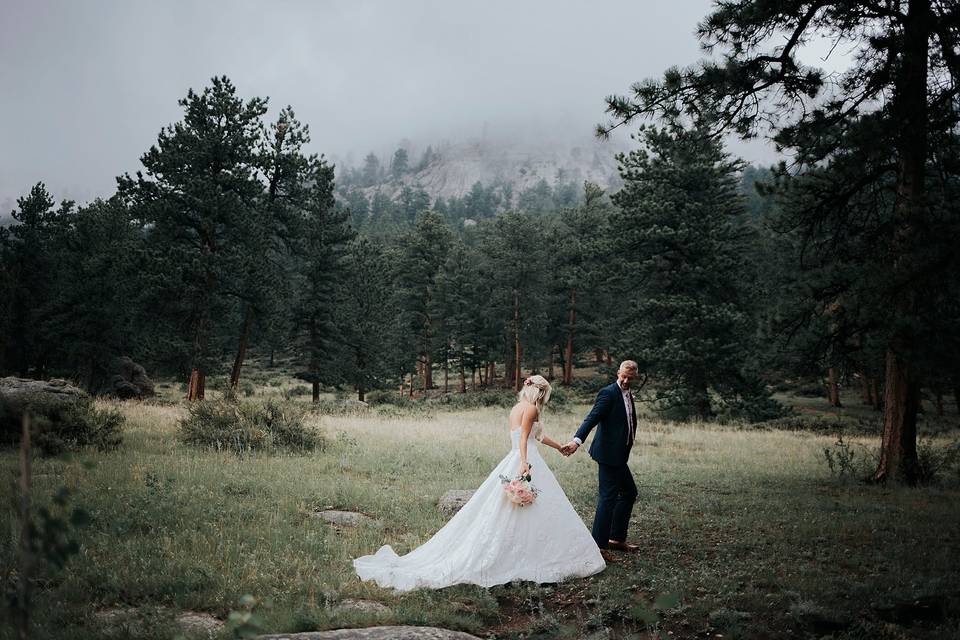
[1,0,849,223]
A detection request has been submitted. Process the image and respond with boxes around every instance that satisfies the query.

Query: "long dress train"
[353,423,606,591]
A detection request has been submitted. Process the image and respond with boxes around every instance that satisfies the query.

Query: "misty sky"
[1,1,836,212]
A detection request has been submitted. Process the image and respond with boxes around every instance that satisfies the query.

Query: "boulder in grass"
[438,490,475,515]
[103,356,155,399]
[255,627,481,640]
[314,510,381,528]
[0,376,123,454]
[0,377,88,412]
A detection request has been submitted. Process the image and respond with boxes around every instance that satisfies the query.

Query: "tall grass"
[1,399,957,639]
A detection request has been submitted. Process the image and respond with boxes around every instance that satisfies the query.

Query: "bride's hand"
[518,461,530,478]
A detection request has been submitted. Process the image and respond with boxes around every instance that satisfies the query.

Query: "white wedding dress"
[353,422,606,591]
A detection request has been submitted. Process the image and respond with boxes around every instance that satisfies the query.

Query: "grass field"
[2,380,960,639]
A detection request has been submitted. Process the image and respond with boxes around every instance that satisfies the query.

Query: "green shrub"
[755,413,880,435]
[0,394,124,456]
[916,437,960,486]
[178,398,323,454]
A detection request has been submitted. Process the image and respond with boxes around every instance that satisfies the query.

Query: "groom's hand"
[560,441,579,456]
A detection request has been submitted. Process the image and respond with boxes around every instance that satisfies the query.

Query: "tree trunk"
[954,385,960,414]
[269,348,275,368]
[870,349,921,484]
[605,350,612,366]
[443,360,449,394]
[935,391,944,417]
[871,379,882,411]
[861,375,871,405]
[594,348,604,363]
[459,360,466,393]
[424,351,433,390]
[513,290,522,392]
[230,303,255,390]
[187,368,205,401]
[357,383,365,402]
[827,367,841,407]
[869,0,929,485]
[691,378,711,421]
[564,287,576,385]
[310,319,320,404]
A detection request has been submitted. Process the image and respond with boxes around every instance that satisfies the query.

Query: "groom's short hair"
[618,360,638,374]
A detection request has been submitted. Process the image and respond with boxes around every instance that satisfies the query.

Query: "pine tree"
[393,211,453,392]
[612,123,779,420]
[338,238,393,400]
[598,0,960,482]
[119,76,267,400]
[290,163,354,403]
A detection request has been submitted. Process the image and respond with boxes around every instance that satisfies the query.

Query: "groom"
[561,360,640,556]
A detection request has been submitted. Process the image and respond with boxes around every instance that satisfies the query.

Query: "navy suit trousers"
[592,461,638,548]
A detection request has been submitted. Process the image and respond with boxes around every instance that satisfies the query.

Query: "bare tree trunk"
[935,390,944,417]
[827,367,841,407]
[187,368,205,401]
[230,303,255,390]
[17,413,32,640]
[871,379,882,411]
[605,350,612,366]
[861,374,871,405]
[424,351,433,390]
[594,348,604,363]
[869,0,929,485]
[870,349,921,483]
[564,287,576,385]
[459,359,466,393]
[443,359,449,394]
[513,290,522,392]
[399,373,405,398]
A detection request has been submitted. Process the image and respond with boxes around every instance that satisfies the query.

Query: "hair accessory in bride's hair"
[523,377,533,386]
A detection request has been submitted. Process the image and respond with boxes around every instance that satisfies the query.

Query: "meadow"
[2,378,959,640]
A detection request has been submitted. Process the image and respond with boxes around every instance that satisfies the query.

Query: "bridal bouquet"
[499,466,540,507]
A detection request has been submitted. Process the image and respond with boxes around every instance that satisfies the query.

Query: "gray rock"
[332,599,391,617]
[103,356,155,399]
[176,611,226,635]
[94,607,223,636]
[437,490,475,515]
[314,510,381,527]
[256,627,480,640]
[0,376,87,409]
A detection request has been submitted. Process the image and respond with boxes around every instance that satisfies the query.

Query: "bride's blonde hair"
[518,374,552,419]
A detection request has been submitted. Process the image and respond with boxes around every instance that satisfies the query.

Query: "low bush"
[0,394,124,456]
[916,437,960,485]
[178,398,323,454]
[755,413,881,435]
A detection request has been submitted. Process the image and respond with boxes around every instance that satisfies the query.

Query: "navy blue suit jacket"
[574,382,636,466]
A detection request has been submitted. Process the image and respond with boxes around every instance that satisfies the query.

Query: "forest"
[1,2,960,637]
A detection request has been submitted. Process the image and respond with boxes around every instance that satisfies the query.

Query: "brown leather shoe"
[607,540,640,552]
[599,549,617,563]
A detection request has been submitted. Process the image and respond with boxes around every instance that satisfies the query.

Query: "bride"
[353,375,606,591]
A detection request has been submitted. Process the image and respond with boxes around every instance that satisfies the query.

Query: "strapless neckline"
[508,420,540,433]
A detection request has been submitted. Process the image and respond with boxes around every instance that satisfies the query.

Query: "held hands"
[559,441,579,457]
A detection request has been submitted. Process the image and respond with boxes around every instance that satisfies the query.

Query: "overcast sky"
[2,0,818,211]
